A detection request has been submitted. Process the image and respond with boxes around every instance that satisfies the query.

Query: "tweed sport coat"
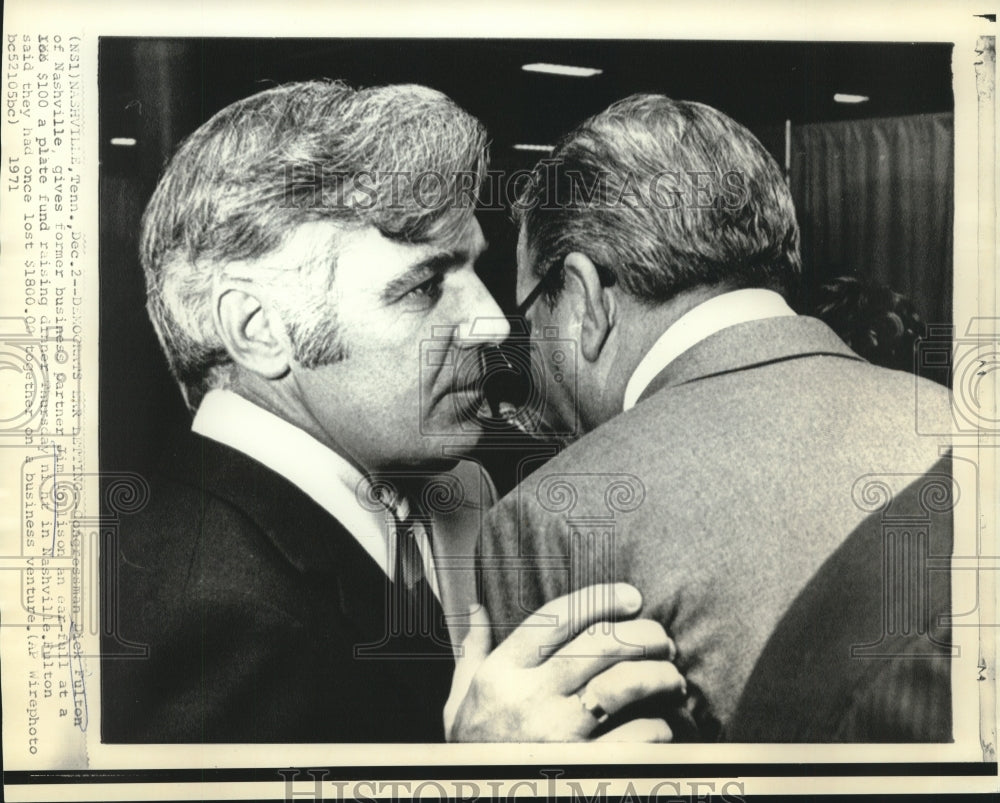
[480,315,954,740]
[101,430,455,743]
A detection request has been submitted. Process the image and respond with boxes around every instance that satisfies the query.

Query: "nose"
[457,275,511,346]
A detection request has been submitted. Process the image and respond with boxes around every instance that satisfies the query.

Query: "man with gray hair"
[478,95,954,741]
[101,80,685,743]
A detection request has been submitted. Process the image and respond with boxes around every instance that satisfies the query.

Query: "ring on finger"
[576,687,610,726]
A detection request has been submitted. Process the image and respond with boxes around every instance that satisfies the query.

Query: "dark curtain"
[789,112,954,330]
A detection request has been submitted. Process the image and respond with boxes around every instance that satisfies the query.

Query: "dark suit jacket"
[480,315,954,740]
[101,430,453,743]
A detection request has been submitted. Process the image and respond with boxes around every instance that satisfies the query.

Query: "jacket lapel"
[157,430,393,639]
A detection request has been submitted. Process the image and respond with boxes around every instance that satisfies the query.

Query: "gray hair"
[516,94,800,306]
[141,80,488,408]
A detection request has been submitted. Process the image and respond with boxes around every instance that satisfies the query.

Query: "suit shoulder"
[114,466,305,610]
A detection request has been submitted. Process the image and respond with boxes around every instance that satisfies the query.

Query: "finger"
[542,619,675,693]
[444,604,493,739]
[495,583,643,668]
[582,660,687,718]
[555,618,675,661]
[596,718,673,743]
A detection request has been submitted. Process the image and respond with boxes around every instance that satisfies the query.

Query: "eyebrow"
[380,242,489,301]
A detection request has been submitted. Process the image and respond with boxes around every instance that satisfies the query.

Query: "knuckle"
[631,618,669,643]
[649,660,686,696]
[664,661,686,688]
[603,659,648,694]
[649,659,680,683]
[634,662,670,697]
[664,637,678,661]
[537,655,572,690]
[590,662,645,708]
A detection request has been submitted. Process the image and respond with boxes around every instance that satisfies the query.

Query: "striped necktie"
[387,497,450,649]
[393,500,430,593]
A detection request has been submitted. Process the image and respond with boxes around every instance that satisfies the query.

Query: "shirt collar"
[622,289,797,412]
[192,389,438,594]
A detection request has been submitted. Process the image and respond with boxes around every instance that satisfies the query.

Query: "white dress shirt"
[192,389,439,596]
[622,289,798,411]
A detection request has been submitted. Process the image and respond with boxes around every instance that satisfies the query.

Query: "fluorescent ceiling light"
[833,93,870,104]
[522,62,603,78]
[110,137,137,146]
[513,144,554,152]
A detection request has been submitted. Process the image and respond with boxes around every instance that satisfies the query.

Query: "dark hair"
[812,276,927,373]
[515,94,800,306]
[141,80,487,407]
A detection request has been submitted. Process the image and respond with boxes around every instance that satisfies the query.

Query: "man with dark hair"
[102,81,685,743]
[478,95,955,741]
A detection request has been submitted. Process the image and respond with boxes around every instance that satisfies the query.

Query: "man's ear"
[563,252,616,363]
[215,286,291,380]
